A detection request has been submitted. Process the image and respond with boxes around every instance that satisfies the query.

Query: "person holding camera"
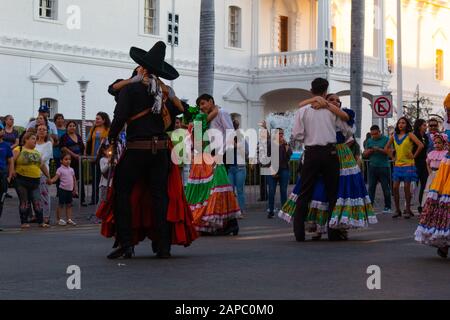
[363,125,392,214]
[266,128,292,219]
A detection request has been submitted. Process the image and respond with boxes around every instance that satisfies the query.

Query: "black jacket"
[109,82,186,142]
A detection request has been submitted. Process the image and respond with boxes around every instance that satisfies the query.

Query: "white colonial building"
[0,0,449,137]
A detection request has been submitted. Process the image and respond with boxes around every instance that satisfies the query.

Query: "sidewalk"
[0,185,97,229]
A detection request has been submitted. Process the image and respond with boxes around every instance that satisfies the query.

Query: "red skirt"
[96,160,198,247]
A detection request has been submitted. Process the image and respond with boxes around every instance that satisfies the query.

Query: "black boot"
[151,241,159,254]
[156,224,171,258]
[107,246,134,259]
[226,218,239,236]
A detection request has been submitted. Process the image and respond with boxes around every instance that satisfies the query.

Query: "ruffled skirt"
[278,144,377,233]
[414,155,450,248]
[185,155,241,233]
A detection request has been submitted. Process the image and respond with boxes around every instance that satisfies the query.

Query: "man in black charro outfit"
[107,41,180,259]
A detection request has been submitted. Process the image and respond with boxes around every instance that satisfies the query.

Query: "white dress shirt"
[208,107,234,152]
[292,105,352,147]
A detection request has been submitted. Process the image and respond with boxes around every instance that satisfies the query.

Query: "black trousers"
[0,171,8,219]
[90,162,101,204]
[294,145,340,240]
[415,160,428,206]
[113,148,171,251]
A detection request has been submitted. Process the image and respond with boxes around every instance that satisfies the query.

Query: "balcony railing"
[257,50,382,78]
[258,50,317,70]
[334,51,381,74]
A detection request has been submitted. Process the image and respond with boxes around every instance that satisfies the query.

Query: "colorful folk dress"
[278,109,377,233]
[185,114,241,233]
[414,152,450,248]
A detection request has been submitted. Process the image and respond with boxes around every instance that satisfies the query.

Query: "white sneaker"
[58,219,67,226]
[382,208,392,214]
[67,219,77,226]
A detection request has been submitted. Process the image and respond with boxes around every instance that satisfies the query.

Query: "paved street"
[1,187,450,299]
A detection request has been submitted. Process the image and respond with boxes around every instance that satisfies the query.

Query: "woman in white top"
[35,124,54,224]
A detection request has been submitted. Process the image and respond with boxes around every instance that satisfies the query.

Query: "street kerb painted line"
[361,236,413,244]
[234,232,293,241]
[238,227,291,235]
[0,224,100,234]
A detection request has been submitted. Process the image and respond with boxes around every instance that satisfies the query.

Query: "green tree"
[403,96,434,123]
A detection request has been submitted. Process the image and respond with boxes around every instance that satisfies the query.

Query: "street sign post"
[372,95,393,119]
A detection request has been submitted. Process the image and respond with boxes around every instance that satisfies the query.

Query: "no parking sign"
[372,95,393,119]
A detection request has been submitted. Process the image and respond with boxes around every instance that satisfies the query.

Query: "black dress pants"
[294,145,340,241]
[415,160,428,207]
[113,148,171,251]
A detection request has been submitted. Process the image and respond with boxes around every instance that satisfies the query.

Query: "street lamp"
[77,77,90,143]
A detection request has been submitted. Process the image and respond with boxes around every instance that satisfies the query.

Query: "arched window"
[40,98,58,118]
[229,6,242,48]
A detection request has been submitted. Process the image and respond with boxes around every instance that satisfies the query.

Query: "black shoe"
[107,246,134,259]
[156,251,171,259]
[151,241,159,254]
[5,193,12,199]
[403,210,414,219]
[295,233,305,242]
[437,248,448,259]
[156,247,171,259]
[328,228,345,241]
[223,225,239,236]
[311,234,322,241]
[224,219,239,236]
[418,206,423,214]
[267,212,274,219]
[392,210,402,218]
[0,228,3,231]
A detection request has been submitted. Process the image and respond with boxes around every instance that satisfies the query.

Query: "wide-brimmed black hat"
[129,41,179,80]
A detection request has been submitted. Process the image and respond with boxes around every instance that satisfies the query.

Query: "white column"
[375,0,388,78]
[251,0,260,69]
[396,0,403,119]
[378,0,387,74]
[317,0,331,67]
[295,15,301,51]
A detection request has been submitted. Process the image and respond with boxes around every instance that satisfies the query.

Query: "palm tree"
[198,0,215,97]
[350,0,365,139]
